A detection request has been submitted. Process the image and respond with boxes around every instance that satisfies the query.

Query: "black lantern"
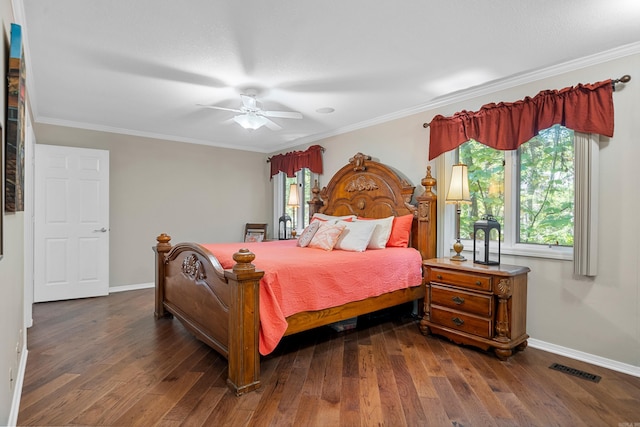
[473,215,501,265]
[278,213,292,240]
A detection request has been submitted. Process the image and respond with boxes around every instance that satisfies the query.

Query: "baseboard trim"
[528,338,640,378]
[109,282,154,293]
[8,345,28,427]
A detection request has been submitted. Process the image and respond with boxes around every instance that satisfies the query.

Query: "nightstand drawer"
[431,285,493,317]
[431,306,493,338]
[430,268,492,292]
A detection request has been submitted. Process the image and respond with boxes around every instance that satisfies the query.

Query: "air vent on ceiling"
[549,363,601,383]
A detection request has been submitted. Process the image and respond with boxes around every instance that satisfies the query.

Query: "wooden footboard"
[154,234,265,395]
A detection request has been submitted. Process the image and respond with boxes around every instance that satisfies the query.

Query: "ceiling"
[21,0,640,153]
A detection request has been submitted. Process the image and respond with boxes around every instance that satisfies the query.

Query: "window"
[457,125,574,258]
[517,126,574,246]
[277,168,313,232]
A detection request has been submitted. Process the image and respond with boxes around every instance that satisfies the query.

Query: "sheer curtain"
[573,132,599,276]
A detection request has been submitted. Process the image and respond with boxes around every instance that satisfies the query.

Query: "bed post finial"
[232,249,256,272]
[310,179,321,203]
[156,233,172,251]
[416,167,438,260]
[308,179,324,220]
[421,166,436,197]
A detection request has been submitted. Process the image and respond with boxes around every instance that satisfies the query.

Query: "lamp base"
[451,239,467,262]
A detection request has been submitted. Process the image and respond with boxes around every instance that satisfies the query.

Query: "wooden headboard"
[308,152,437,260]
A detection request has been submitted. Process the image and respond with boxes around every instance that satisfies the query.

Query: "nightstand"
[420,258,530,360]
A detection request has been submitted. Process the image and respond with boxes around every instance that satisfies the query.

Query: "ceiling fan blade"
[263,117,282,131]
[240,94,258,110]
[263,110,303,119]
[197,104,242,113]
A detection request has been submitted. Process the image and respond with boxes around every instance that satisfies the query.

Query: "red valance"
[428,80,614,160]
[269,144,324,178]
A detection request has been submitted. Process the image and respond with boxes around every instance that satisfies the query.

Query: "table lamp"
[446,163,471,261]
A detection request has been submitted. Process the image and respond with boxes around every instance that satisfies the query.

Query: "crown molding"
[35,116,274,153]
[283,41,640,151]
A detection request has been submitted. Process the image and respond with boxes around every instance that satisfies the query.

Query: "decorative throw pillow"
[311,213,357,224]
[297,221,320,247]
[334,220,377,252]
[308,222,347,251]
[356,216,394,249]
[386,214,414,248]
[244,232,264,243]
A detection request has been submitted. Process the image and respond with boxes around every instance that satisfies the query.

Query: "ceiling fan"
[198,92,303,130]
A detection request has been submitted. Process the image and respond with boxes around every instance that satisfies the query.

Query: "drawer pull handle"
[475,280,482,286]
[452,317,464,326]
[436,274,443,280]
[452,296,465,305]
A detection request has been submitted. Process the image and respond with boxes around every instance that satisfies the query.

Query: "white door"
[34,145,109,302]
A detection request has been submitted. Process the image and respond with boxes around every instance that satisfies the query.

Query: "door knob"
[93,227,108,232]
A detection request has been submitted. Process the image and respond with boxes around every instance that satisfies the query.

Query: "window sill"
[500,245,572,261]
[456,241,572,261]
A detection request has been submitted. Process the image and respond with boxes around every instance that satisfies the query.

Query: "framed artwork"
[5,23,26,212]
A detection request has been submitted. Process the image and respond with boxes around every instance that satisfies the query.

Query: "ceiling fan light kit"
[233,113,269,130]
[199,91,303,131]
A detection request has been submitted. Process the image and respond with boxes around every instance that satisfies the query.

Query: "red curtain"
[428,80,614,160]
[270,144,324,178]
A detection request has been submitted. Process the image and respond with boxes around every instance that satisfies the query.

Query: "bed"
[153,152,437,395]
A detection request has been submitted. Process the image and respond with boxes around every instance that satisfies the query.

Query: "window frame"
[446,145,573,261]
[273,168,315,236]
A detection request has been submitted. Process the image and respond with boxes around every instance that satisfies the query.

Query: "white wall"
[281,52,640,369]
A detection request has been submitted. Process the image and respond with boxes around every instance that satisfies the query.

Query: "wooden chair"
[244,223,268,242]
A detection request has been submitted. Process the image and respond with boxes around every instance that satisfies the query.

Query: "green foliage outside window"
[458,125,574,247]
[518,126,574,246]
[459,139,505,240]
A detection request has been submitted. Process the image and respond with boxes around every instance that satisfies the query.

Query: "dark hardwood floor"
[18,288,640,426]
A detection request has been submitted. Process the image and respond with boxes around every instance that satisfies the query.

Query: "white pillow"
[334,220,377,252]
[312,213,357,224]
[357,216,394,249]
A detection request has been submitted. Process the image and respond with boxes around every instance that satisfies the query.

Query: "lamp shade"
[446,163,471,204]
[233,113,268,130]
[287,183,300,206]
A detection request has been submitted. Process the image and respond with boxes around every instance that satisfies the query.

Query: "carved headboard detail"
[316,153,416,219]
[349,152,371,172]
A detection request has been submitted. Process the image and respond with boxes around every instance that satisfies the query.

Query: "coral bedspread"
[202,240,423,355]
